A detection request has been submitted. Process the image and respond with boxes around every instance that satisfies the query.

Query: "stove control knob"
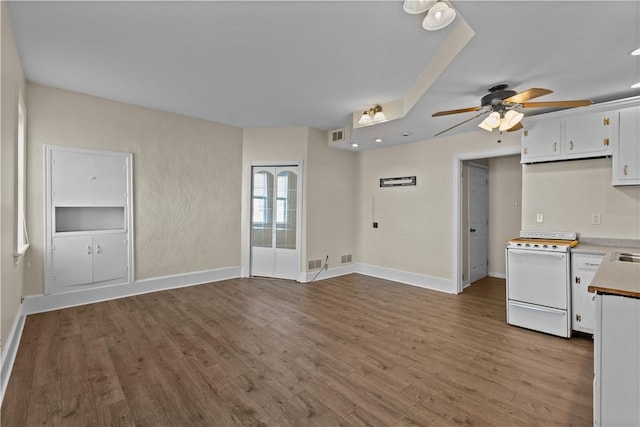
[552,245,557,249]
[533,244,539,248]
[525,243,530,247]
[543,244,548,248]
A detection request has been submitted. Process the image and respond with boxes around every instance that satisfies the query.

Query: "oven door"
[507,248,569,309]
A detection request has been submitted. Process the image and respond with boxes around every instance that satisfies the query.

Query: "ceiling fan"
[432,84,592,137]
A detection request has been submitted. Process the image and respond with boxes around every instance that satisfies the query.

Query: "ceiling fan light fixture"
[422,2,456,31]
[499,109,524,131]
[631,82,640,89]
[477,121,493,132]
[630,48,640,56]
[483,111,501,129]
[403,0,437,14]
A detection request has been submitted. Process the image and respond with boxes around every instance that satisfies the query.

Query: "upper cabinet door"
[51,150,127,206]
[91,154,127,205]
[521,120,562,162]
[564,111,615,158]
[613,106,640,185]
[51,151,94,205]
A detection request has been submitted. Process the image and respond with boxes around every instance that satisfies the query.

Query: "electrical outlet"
[536,213,544,223]
[591,213,601,225]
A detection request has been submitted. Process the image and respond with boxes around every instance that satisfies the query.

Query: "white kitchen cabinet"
[45,145,133,295]
[563,111,615,159]
[611,105,640,186]
[594,293,640,426]
[571,253,603,334]
[52,150,127,206]
[521,120,562,162]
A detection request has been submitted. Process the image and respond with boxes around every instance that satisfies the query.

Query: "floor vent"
[308,259,322,270]
[341,254,352,264]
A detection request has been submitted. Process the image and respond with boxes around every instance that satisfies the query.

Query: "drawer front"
[576,256,603,271]
[508,301,570,338]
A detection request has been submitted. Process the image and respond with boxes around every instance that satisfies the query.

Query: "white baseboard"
[489,271,506,279]
[300,263,356,283]
[355,263,455,294]
[463,279,471,288]
[23,266,241,315]
[1,302,25,406]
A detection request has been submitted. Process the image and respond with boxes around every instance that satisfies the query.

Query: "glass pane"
[276,171,297,250]
[252,171,273,248]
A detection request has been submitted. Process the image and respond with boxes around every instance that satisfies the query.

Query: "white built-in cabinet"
[521,112,614,163]
[611,105,640,186]
[571,253,603,334]
[45,145,133,295]
[593,293,640,426]
[521,97,640,185]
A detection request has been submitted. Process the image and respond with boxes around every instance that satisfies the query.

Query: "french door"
[250,166,300,279]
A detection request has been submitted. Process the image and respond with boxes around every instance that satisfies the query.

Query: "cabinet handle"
[569,140,574,151]
[576,314,581,322]
[603,117,610,126]
[553,142,557,152]
[96,244,102,254]
[523,148,528,155]
[90,176,97,180]
[575,276,581,284]
[624,165,629,176]
[87,245,92,255]
[603,138,610,146]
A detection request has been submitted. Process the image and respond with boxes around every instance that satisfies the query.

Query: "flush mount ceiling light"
[358,105,387,126]
[422,2,456,31]
[630,48,640,56]
[403,0,437,14]
[403,0,456,31]
[631,82,640,89]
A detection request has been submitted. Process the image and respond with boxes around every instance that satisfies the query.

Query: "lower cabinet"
[52,233,128,292]
[571,253,603,334]
[594,294,640,426]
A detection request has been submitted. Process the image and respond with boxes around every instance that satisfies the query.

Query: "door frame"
[467,162,489,287]
[452,146,519,294]
[241,160,304,281]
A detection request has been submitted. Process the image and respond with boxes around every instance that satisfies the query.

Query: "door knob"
[470,228,476,232]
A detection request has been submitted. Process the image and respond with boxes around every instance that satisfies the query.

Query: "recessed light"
[631,48,640,56]
[631,82,640,89]
[375,138,383,143]
[351,142,359,147]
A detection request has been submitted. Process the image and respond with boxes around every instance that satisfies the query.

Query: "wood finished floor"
[1,274,593,426]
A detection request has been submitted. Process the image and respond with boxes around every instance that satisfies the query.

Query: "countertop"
[587,247,640,299]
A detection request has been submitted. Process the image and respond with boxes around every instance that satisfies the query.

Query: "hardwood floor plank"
[2,275,594,426]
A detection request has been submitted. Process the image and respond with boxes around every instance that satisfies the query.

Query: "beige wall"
[522,157,640,239]
[1,2,27,348]
[24,84,243,296]
[355,130,520,281]
[305,128,356,270]
[241,127,356,275]
[488,155,522,276]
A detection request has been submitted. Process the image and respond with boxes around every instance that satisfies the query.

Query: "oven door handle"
[508,249,566,258]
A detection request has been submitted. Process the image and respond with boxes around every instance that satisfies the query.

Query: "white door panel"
[52,151,93,205]
[52,235,93,287]
[91,155,127,205]
[468,165,488,283]
[93,233,128,283]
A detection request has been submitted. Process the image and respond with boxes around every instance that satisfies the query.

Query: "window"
[252,172,267,224]
[276,174,288,224]
[15,96,30,258]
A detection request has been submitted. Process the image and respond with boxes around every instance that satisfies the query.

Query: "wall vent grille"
[308,259,322,270]
[341,254,352,264]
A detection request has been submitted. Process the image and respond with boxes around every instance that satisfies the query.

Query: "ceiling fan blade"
[434,111,487,137]
[521,100,593,108]
[432,106,482,117]
[506,122,524,132]
[504,88,553,104]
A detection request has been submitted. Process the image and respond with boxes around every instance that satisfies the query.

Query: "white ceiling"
[8,1,640,150]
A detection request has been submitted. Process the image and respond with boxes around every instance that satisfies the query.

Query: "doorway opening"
[452,147,521,293]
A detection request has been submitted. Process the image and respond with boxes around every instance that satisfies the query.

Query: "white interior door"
[251,166,300,279]
[468,164,488,283]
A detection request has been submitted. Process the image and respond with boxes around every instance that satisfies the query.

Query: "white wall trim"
[1,302,26,405]
[489,271,507,279]
[452,145,520,294]
[355,263,455,294]
[23,266,241,315]
[300,263,356,283]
